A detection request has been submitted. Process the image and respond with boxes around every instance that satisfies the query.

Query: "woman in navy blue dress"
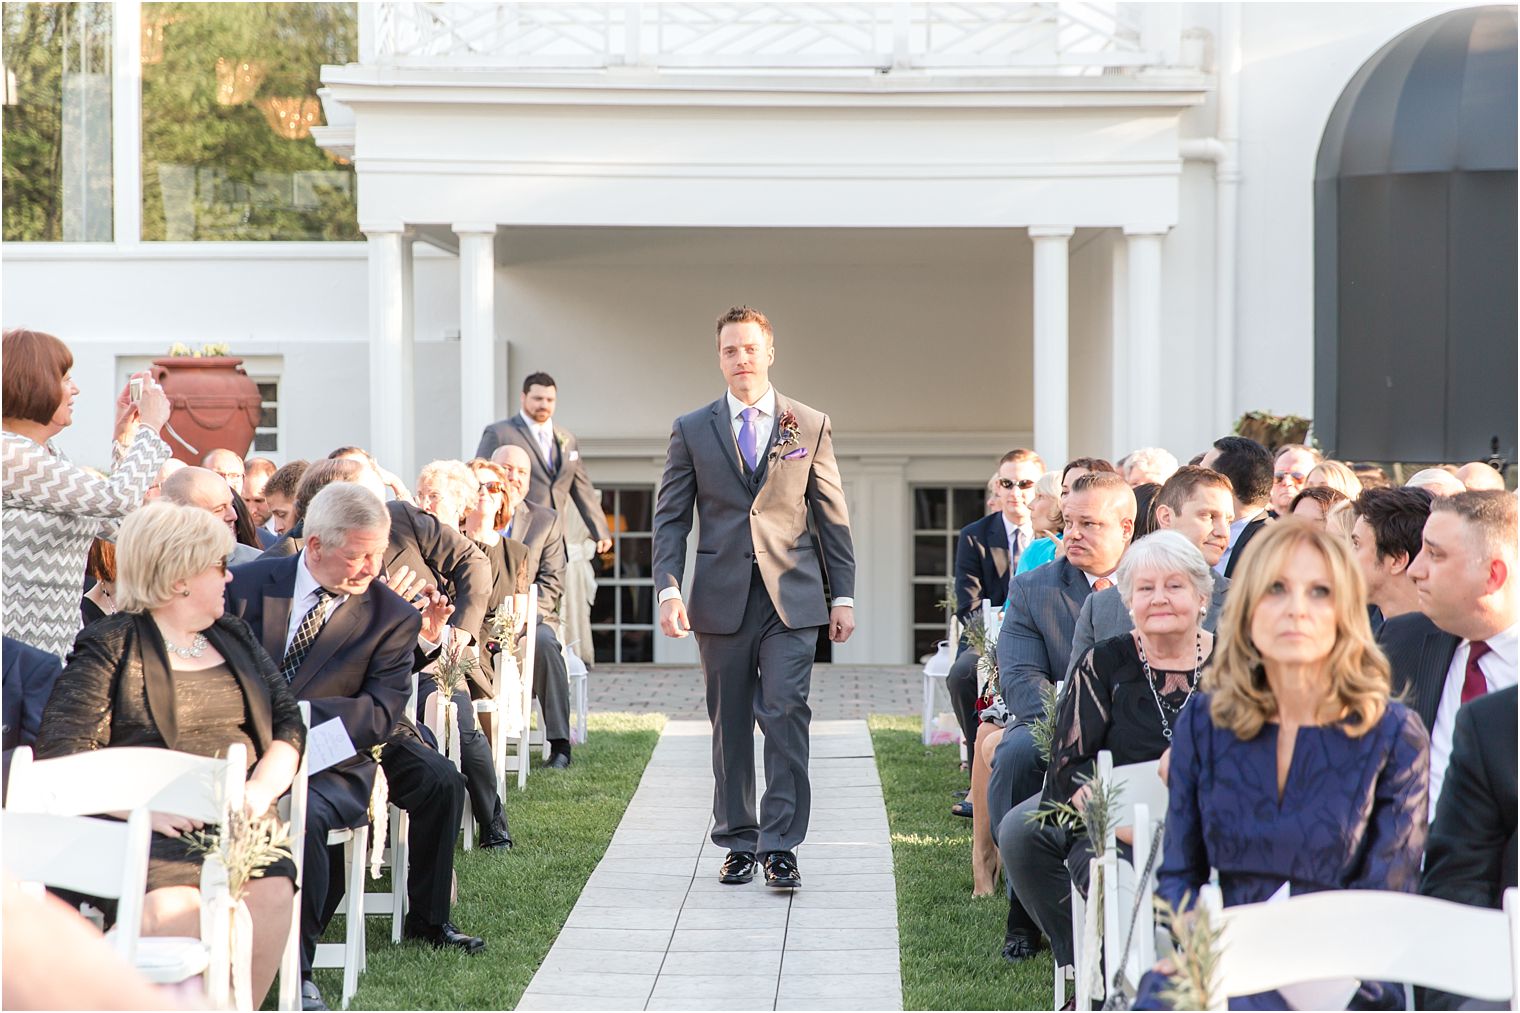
[1140,520,1429,1010]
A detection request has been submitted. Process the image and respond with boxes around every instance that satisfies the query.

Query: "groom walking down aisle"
[653,306,857,890]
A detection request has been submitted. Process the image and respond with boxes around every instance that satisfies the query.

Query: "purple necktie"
[738,407,760,472]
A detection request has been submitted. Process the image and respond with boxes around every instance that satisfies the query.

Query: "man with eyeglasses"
[161,466,263,565]
[1268,443,1322,518]
[946,448,1045,777]
[203,448,246,495]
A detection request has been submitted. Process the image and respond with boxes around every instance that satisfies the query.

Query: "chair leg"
[391,808,409,945]
[342,826,368,1010]
[921,675,934,746]
[278,882,301,1011]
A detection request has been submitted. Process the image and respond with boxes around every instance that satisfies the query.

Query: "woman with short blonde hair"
[1142,519,1429,1009]
[1306,458,1362,501]
[114,503,233,612]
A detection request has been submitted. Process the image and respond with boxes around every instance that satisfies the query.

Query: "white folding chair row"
[5,744,248,1008]
[1057,751,1169,1011]
[1203,884,1519,1011]
[474,585,539,792]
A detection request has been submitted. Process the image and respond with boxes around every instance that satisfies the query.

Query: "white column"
[1030,226,1074,468]
[112,0,142,244]
[1109,234,1130,458]
[399,233,416,481]
[1125,226,1168,451]
[365,223,407,472]
[454,223,498,458]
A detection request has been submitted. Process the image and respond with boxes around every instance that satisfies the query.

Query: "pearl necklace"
[163,632,210,660]
[1135,631,1203,741]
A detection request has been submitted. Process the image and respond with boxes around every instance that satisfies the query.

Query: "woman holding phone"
[2,328,172,657]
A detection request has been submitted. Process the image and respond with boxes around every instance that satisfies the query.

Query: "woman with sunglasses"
[465,459,533,647]
[37,501,304,1007]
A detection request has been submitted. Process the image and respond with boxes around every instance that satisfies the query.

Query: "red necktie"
[1461,640,1491,704]
[1093,577,1113,592]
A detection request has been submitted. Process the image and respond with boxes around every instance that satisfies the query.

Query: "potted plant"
[151,343,263,464]
[1234,411,1312,454]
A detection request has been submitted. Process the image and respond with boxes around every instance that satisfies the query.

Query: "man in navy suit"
[1,635,62,787]
[227,484,484,1011]
[946,449,1044,759]
[989,471,1135,960]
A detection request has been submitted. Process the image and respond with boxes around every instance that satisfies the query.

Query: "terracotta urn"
[150,356,263,464]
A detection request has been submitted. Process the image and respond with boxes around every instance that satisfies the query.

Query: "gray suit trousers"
[696,568,817,855]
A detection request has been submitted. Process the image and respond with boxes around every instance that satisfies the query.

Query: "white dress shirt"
[1001,516,1033,566]
[660,386,853,610]
[1428,620,1519,817]
[288,549,348,653]
[1215,508,1266,576]
[521,411,555,465]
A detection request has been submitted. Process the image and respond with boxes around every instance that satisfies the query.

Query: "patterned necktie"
[281,588,335,683]
[1092,577,1114,592]
[1460,640,1492,704]
[738,407,760,472]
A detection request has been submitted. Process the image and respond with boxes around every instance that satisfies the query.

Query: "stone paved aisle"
[517,719,902,1011]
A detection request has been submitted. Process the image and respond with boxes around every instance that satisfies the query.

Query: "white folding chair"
[287,703,369,1011]
[1057,751,1169,1011]
[1204,885,1519,1011]
[360,677,413,944]
[564,640,590,745]
[5,744,248,1007]
[477,585,539,790]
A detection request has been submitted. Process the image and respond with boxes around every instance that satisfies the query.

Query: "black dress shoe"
[300,978,329,1011]
[403,916,486,954]
[546,751,571,769]
[764,850,801,889]
[718,850,757,884]
[478,830,514,851]
[1001,932,1039,963]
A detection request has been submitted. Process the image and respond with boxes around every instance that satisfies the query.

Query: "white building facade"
[1,2,1486,665]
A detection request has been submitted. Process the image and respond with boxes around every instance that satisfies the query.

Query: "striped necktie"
[281,589,335,683]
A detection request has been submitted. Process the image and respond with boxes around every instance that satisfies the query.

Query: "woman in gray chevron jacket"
[1,328,171,657]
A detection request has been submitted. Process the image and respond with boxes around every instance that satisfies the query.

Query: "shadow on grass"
[870,714,1053,1012]
[301,712,665,1011]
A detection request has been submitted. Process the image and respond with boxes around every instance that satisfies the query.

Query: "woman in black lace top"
[37,501,304,1007]
[1006,529,1216,969]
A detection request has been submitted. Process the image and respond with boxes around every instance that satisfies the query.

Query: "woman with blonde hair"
[36,501,304,1007]
[1140,520,1429,1009]
[1013,470,1066,575]
[1306,458,1362,501]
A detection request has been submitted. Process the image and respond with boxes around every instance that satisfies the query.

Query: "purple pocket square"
[782,447,809,461]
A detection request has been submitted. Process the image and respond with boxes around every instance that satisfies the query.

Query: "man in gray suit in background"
[653,305,857,890]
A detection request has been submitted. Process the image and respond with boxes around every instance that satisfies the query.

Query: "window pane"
[592,629,616,664]
[620,629,653,664]
[253,431,278,452]
[618,536,651,579]
[913,582,946,627]
[620,586,651,626]
[140,2,358,241]
[913,628,941,664]
[617,488,653,533]
[913,487,947,531]
[914,534,948,578]
[589,588,615,625]
[952,486,988,530]
[2,2,114,241]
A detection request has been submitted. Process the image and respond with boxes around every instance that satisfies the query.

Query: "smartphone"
[129,376,144,403]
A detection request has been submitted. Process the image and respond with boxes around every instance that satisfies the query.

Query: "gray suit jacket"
[476,415,611,543]
[652,390,855,635]
[1064,572,1231,681]
[994,558,1091,727]
[509,500,565,619]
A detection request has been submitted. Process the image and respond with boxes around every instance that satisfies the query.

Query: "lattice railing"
[362,2,1180,72]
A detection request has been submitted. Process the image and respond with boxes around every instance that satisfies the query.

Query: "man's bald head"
[202,448,244,493]
[492,445,532,509]
[161,466,237,533]
[145,457,186,502]
[1456,462,1506,491]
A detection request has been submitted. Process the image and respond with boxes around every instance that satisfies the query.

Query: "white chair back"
[6,744,247,823]
[1206,887,1517,1007]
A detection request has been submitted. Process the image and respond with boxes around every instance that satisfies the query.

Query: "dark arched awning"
[1314,5,1517,465]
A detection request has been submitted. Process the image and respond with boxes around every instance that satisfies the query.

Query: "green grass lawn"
[307,712,665,1011]
[870,714,1053,1012]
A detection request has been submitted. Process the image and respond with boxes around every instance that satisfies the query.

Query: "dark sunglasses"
[996,478,1037,491]
[1273,471,1307,483]
[478,480,503,494]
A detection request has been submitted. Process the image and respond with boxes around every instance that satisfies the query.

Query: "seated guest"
[464,460,532,647]
[1352,462,1393,491]
[1015,471,1067,575]
[1267,443,1321,518]
[1131,482,1162,539]
[495,446,575,769]
[1418,686,1517,1011]
[1140,520,1428,1010]
[412,459,515,852]
[1455,461,1507,491]
[1017,458,1117,576]
[1066,465,1234,678]
[1383,491,1516,815]
[231,487,266,553]
[1350,487,1433,634]
[1407,467,1467,497]
[1122,447,1178,488]
[263,460,308,537]
[2,636,63,774]
[81,538,118,627]
[1306,458,1362,501]
[144,457,185,503]
[1288,484,1348,528]
[36,501,303,1008]
[226,484,484,1011]
[1004,531,1215,972]
[161,467,263,565]
[243,457,279,547]
[1200,436,1273,578]
[1325,498,1356,541]
[202,448,245,495]
[988,470,1135,961]
[2,328,171,657]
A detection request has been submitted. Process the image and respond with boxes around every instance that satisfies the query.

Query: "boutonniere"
[776,409,801,450]
[555,431,568,449]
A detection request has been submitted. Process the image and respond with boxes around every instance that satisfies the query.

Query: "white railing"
[360,3,1184,73]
